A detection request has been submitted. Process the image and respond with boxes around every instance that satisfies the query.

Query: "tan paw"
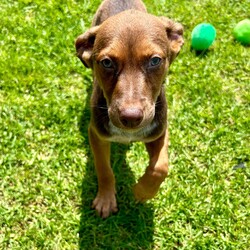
[92,192,118,218]
[133,181,158,202]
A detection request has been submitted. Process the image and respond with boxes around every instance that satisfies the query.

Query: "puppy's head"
[76,10,184,131]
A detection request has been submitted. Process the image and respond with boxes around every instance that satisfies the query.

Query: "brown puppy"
[76,0,184,218]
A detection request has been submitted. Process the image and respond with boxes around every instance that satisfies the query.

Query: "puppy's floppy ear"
[75,26,100,68]
[160,17,184,63]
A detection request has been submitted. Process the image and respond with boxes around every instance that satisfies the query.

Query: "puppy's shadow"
[78,85,154,249]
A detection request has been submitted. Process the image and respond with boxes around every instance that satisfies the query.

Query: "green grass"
[0,0,249,249]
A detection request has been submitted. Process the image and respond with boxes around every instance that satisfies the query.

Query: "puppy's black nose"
[120,108,143,128]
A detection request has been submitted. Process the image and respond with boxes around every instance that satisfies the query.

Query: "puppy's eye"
[101,58,113,69]
[149,56,162,67]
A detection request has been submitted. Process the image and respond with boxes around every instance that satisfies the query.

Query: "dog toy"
[191,23,216,50]
[233,19,250,45]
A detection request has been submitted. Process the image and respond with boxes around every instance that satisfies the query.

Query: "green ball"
[191,23,216,50]
[233,19,250,45]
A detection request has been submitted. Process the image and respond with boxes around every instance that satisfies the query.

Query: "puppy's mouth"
[108,113,158,143]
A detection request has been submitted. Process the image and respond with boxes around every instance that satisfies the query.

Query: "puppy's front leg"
[134,130,169,201]
[89,126,117,218]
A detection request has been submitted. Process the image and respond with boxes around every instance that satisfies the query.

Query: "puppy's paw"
[133,181,157,202]
[92,192,118,218]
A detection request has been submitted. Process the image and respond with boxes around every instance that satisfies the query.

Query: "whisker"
[90,105,108,110]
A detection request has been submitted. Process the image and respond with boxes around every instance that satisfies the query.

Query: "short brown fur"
[76,0,184,218]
